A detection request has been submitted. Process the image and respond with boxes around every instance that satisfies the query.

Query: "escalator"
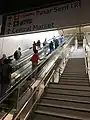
[11,35,71,72]
[10,35,72,85]
[33,58,90,120]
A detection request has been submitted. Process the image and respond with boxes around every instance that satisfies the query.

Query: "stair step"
[64,68,85,70]
[49,83,90,91]
[66,61,85,62]
[64,67,86,69]
[45,91,90,101]
[64,70,86,72]
[59,81,90,86]
[60,76,88,80]
[41,97,90,109]
[35,110,81,120]
[64,70,86,73]
[36,103,90,119]
[46,88,90,97]
[62,72,87,75]
[60,78,88,82]
[61,74,88,78]
[67,62,84,64]
[61,72,87,75]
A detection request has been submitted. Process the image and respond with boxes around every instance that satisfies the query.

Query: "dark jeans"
[32,64,38,79]
[0,84,9,98]
[50,49,53,54]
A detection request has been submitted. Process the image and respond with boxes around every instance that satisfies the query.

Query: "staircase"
[32,58,90,120]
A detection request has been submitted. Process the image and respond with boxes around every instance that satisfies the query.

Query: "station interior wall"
[0,30,59,58]
[0,26,90,58]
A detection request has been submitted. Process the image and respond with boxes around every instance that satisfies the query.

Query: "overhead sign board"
[2,0,90,35]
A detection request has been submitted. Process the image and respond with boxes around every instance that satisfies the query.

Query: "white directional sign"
[3,0,90,35]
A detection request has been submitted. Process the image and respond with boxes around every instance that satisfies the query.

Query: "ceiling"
[1,0,75,15]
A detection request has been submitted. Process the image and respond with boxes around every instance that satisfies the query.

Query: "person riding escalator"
[49,41,54,54]
[14,47,22,60]
[0,58,12,98]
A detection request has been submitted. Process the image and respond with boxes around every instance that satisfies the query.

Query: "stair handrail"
[83,34,90,80]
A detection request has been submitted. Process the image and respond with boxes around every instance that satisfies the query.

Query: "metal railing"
[83,35,90,79]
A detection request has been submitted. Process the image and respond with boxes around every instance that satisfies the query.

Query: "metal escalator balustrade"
[12,35,69,71]
[11,35,71,73]
[11,44,47,72]
[10,35,72,86]
[9,36,57,71]
[12,34,76,120]
[11,40,54,84]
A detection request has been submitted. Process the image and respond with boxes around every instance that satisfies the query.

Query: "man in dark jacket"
[0,59,12,97]
[14,47,22,60]
[49,41,54,53]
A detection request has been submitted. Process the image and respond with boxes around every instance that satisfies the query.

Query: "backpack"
[14,50,19,60]
[32,54,39,64]
[43,42,45,46]
[0,64,12,84]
